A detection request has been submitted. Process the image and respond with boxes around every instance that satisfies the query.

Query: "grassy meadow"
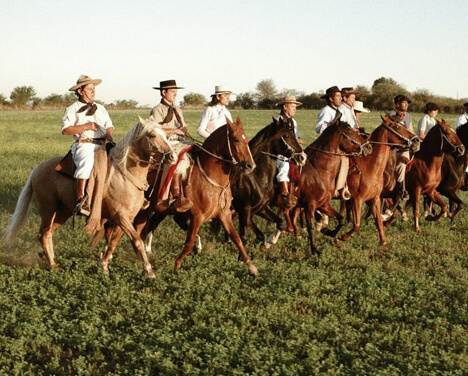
[0,109,467,375]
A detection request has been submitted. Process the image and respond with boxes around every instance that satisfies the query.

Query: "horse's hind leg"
[369,197,388,246]
[99,224,124,274]
[38,211,69,270]
[304,204,320,256]
[175,216,203,271]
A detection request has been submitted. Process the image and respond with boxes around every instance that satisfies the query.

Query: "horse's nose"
[298,152,307,166]
[242,161,256,173]
[457,145,465,156]
[363,143,373,155]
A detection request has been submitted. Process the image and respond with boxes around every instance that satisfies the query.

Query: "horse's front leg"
[218,211,258,277]
[340,199,362,242]
[115,216,155,278]
[175,215,203,272]
[100,224,124,274]
[140,212,167,254]
[411,187,422,233]
[304,203,320,256]
[318,202,344,238]
[425,190,447,222]
[369,197,388,246]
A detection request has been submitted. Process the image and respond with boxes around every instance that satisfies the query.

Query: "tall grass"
[0,110,467,375]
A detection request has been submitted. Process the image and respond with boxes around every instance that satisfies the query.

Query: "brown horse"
[3,118,177,278]
[101,116,260,276]
[340,115,421,245]
[404,119,464,232]
[291,115,372,255]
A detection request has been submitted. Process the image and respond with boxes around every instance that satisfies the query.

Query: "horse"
[290,114,372,255]
[428,121,468,221]
[3,117,177,278]
[100,116,260,276]
[340,115,421,246]
[403,119,465,233]
[230,116,306,247]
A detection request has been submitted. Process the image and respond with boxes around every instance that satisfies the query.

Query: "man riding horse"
[150,80,193,212]
[61,75,114,216]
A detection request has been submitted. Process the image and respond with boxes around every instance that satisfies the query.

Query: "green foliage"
[233,92,255,109]
[0,110,467,374]
[183,93,206,108]
[10,86,37,107]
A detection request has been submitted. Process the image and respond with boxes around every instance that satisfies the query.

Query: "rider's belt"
[168,135,182,141]
[77,138,106,145]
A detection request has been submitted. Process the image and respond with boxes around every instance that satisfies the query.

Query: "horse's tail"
[3,168,36,246]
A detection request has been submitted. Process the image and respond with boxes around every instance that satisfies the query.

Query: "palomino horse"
[404,119,464,232]
[102,116,259,276]
[230,116,306,247]
[431,120,468,221]
[3,118,177,278]
[340,115,420,245]
[291,115,372,255]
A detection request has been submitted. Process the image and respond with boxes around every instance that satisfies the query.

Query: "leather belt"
[77,138,106,145]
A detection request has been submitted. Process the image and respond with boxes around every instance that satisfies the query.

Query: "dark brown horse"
[340,115,420,245]
[291,115,372,255]
[230,116,306,247]
[404,119,464,232]
[430,121,468,221]
[101,116,260,276]
[3,118,177,278]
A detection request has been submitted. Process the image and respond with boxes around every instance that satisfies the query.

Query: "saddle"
[54,151,75,177]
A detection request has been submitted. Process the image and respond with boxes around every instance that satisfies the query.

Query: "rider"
[455,102,468,180]
[339,87,359,130]
[275,95,303,208]
[388,94,413,201]
[197,85,233,139]
[61,75,114,216]
[316,86,351,200]
[151,80,193,212]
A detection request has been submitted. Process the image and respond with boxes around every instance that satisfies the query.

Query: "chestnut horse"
[101,116,259,276]
[3,118,177,278]
[340,115,421,245]
[291,115,372,255]
[230,116,306,247]
[404,119,464,232]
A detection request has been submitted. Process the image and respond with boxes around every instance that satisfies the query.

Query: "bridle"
[369,120,419,149]
[260,135,304,162]
[307,131,370,157]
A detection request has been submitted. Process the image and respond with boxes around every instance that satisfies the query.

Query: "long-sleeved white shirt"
[197,104,233,139]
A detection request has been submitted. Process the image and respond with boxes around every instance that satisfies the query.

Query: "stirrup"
[174,196,193,212]
[400,190,409,201]
[74,196,90,216]
[339,188,351,201]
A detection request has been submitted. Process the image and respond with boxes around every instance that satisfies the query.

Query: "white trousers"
[71,142,101,179]
[276,159,290,183]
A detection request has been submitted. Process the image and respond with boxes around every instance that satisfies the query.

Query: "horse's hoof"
[96,252,103,260]
[248,263,259,277]
[262,242,272,250]
[147,270,156,279]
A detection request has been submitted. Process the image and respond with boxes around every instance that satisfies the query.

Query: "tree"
[372,77,397,90]
[233,92,256,109]
[255,79,278,109]
[113,99,139,109]
[369,78,407,111]
[10,86,36,107]
[0,94,8,106]
[355,85,371,105]
[183,92,206,107]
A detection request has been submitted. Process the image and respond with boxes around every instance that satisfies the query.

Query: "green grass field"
[0,110,467,375]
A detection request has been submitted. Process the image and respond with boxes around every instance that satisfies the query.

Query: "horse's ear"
[138,115,146,125]
[435,118,442,125]
[236,115,242,125]
[381,114,391,125]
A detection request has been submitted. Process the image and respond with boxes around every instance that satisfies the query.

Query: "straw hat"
[211,85,232,96]
[341,87,359,97]
[353,100,370,113]
[275,95,302,107]
[153,80,184,90]
[69,75,102,91]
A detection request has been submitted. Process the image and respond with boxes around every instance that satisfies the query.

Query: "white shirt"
[417,114,437,137]
[338,102,358,129]
[197,104,233,139]
[316,105,338,134]
[61,101,113,140]
[455,112,468,129]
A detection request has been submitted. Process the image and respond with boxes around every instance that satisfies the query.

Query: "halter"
[440,126,463,153]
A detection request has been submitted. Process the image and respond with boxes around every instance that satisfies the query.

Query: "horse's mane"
[419,123,441,154]
[305,121,340,153]
[249,121,277,155]
[111,119,161,171]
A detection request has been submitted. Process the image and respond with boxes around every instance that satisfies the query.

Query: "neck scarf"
[77,99,97,116]
[160,99,183,127]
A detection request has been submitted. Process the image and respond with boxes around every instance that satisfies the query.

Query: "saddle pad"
[54,150,75,177]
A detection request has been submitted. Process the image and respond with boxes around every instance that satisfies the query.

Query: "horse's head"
[381,115,421,153]
[136,117,178,164]
[436,118,465,156]
[226,116,256,173]
[269,117,307,166]
[337,122,372,156]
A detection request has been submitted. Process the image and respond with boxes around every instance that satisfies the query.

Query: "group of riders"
[62,75,468,218]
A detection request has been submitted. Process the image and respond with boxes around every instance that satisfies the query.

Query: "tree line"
[1,77,466,113]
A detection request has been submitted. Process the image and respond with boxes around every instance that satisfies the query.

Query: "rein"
[307,132,370,157]
[196,155,231,211]
[376,121,418,148]
[260,136,303,161]
[110,154,150,192]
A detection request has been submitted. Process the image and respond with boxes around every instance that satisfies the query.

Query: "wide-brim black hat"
[394,94,412,105]
[153,79,184,90]
[320,85,341,99]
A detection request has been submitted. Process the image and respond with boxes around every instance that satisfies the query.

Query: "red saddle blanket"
[158,145,193,200]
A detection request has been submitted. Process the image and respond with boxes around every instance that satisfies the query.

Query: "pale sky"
[1,0,467,107]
